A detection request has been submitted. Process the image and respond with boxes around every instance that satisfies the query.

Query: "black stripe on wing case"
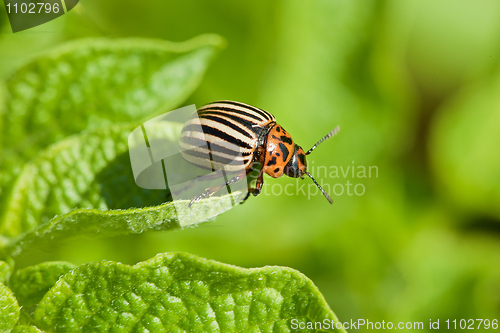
[198,106,264,122]
[183,149,250,166]
[215,100,273,121]
[201,125,254,149]
[181,124,254,150]
[198,114,255,139]
[200,111,267,136]
[180,136,253,157]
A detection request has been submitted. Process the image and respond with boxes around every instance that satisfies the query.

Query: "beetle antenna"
[305,171,333,204]
[306,126,340,155]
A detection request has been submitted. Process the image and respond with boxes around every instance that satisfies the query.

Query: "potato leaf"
[33,253,345,332]
[1,122,241,256]
[0,282,19,332]
[10,261,77,308]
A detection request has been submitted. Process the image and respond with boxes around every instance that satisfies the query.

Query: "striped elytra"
[180,100,340,206]
[180,101,275,172]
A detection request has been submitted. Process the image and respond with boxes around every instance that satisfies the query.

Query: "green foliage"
[10,261,76,308]
[0,121,173,238]
[0,118,242,258]
[0,282,20,332]
[32,253,343,332]
[7,191,241,258]
[0,259,13,284]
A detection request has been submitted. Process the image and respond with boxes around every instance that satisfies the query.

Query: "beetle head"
[283,145,307,179]
[285,127,340,204]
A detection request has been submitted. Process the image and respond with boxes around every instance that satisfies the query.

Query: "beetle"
[179,100,339,206]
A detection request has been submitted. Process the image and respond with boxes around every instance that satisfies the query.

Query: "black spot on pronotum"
[274,167,280,173]
[267,156,277,166]
[298,153,306,166]
[272,135,279,140]
[280,135,293,145]
[278,142,289,162]
[276,126,281,133]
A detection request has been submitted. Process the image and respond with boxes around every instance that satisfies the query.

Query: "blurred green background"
[1,0,500,330]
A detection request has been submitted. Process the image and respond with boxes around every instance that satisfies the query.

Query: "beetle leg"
[249,169,264,196]
[240,170,263,204]
[189,171,246,207]
[240,191,251,203]
[238,167,261,204]
[244,145,266,198]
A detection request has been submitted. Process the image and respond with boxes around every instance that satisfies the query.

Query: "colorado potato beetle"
[180,100,339,206]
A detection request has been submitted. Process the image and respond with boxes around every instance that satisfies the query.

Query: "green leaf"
[10,262,77,308]
[0,259,13,285]
[33,253,344,332]
[0,34,224,167]
[8,192,241,258]
[0,121,242,256]
[0,122,170,238]
[0,283,20,332]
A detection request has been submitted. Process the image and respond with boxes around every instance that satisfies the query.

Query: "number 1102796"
[6,2,60,14]
[446,319,498,330]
